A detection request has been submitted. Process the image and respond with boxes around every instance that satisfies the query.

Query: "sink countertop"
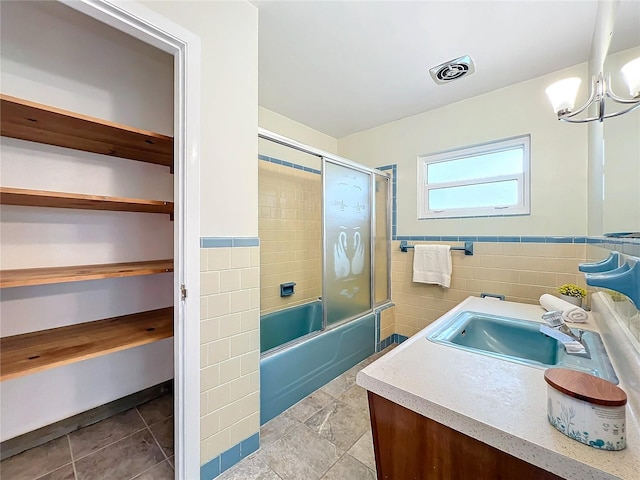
[356,296,640,480]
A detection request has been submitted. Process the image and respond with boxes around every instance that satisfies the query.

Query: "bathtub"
[260,301,375,424]
[260,300,323,354]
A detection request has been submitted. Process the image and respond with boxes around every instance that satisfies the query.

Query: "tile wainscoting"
[390,236,640,340]
[200,239,261,479]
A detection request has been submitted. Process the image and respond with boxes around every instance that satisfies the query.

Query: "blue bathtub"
[260,300,323,354]
[260,301,375,424]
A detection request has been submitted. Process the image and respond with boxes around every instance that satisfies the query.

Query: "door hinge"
[180,284,187,301]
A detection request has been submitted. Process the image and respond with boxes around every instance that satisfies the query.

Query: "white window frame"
[417,135,531,219]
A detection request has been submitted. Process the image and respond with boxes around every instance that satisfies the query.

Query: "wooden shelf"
[1,94,173,168]
[0,307,173,382]
[0,187,173,215]
[0,260,173,289]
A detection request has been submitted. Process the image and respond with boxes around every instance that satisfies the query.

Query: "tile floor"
[0,393,174,480]
[1,346,392,480]
[217,346,394,480]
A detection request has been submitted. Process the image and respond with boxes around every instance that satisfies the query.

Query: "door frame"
[59,1,201,478]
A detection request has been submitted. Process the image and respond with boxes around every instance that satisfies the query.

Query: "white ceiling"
[253,0,640,139]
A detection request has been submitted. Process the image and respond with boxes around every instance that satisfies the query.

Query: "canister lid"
[544,368,627,407]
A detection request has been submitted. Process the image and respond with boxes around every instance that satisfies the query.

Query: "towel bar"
[399,240,473,256]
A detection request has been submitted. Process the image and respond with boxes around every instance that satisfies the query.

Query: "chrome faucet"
[540,311,589,357]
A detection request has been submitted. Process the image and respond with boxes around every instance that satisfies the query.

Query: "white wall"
[603,46,640,233]
[338,64,590,236]
[0,1,174,440]
[258,106,337,170]
[143,0,259,238]
[259,106,338,153]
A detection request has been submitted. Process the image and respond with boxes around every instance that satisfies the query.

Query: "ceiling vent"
[429,55,475,85]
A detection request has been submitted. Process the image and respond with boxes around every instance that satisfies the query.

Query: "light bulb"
[545,77,582,114]
[621,57,640,97]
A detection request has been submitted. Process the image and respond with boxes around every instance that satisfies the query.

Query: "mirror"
[601,3,640,235]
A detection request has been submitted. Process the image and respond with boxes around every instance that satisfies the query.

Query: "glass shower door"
[323,159,372,327]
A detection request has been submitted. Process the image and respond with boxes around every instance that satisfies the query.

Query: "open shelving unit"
[0,187,173,215]
[0,307,174,382]
[0,259,173,289]
[1,94,173,168]
[0,93,175,381]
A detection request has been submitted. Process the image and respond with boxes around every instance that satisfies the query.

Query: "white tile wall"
[199,246,260,464]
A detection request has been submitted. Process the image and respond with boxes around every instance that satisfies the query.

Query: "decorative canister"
[544,368,627,451]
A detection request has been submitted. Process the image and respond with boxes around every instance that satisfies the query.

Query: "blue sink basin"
[427,311,619,384]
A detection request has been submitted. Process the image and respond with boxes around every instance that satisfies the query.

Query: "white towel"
[412,245,452,288]
[539,293,589,323]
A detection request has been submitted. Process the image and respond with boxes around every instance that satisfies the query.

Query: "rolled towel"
[539,294,589,323]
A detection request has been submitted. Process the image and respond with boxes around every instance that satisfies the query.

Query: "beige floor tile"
[74,430,164,480]
[0,436,71,480]
[320,373,353,398]
[286,389,334,422]
[34,463,75,480]
[320,453,375,480]
[149,417,174,458]
[217,453,282,480]
[131,460,174,480]
[137,394,174,426]
[304,400,370,452]
[262,425,341,480]
[337,385,369,414]
[68,409,146,460]
[347,430,376,472]
[259,411,300,449]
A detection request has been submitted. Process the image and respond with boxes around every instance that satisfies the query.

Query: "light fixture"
[545,56,640,123]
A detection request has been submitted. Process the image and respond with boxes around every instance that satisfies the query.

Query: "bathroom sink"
[427,311,619,384]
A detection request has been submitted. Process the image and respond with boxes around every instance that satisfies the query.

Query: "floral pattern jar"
[545,368,627,451]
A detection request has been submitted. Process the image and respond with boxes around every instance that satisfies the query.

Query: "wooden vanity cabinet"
[367,392,564,480]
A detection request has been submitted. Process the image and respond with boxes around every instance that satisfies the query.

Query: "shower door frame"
[258,128,391,333]
[374,171,392,307]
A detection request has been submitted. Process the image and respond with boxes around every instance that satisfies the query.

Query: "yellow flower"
[558,283,586,298]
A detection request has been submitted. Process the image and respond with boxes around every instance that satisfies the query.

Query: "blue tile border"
[200,237,260,248]
[595,238,640,257]
[200,432,260,479]
[220,443,241,472]
[521,236,545,243]
[259,154,321,175]
[200,456,220,480]
[378,332,409,351]
[200,237,232,248]
[232,237,260,247]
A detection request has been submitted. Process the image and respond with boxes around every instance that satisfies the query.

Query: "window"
[417,135,530,219]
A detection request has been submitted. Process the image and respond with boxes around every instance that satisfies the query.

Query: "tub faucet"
[540,311,589,358]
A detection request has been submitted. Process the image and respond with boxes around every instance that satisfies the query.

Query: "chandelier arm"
[559,114,603,123]
[606,90,640,105]
[601,101,640,120]
[599,75,605,122]
[561,100,640,123]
